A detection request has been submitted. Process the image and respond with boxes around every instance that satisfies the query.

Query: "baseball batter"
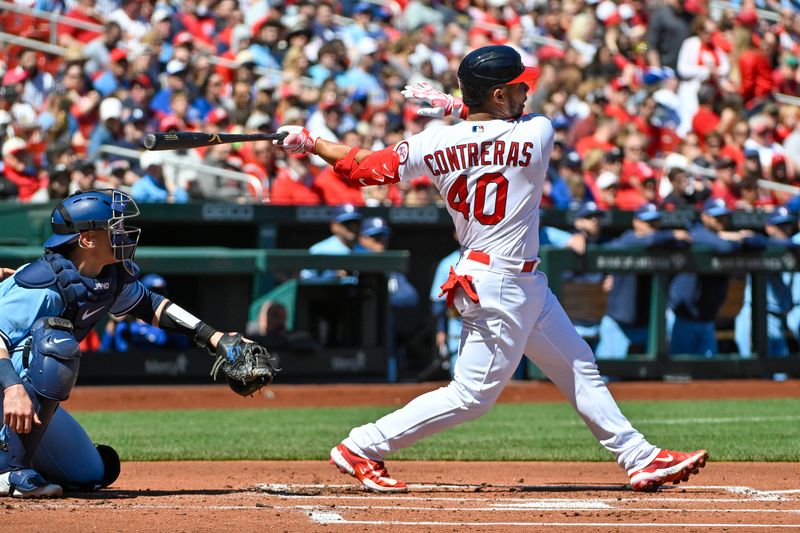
[276,45,707,493]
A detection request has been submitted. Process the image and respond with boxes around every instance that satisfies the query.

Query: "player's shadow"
[417,483,634,493]
[508,484,635,492]
[64,488,247,500]
[410,482,689,494]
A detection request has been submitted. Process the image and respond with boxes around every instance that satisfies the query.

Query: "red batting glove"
[275,125,318,154]
[401,81,468,119]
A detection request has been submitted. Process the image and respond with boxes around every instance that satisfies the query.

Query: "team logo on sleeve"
[395,141,409,165]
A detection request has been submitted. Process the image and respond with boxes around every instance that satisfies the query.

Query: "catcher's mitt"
[210,333,277,397]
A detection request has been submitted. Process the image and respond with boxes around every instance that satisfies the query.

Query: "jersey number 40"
[447,173,508,225]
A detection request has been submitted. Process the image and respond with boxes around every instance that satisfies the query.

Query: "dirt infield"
[8,380,800,531]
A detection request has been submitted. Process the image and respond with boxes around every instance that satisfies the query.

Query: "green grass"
[71,398,800,462]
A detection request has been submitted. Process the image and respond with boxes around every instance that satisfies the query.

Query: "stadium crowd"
[2,0,800,211]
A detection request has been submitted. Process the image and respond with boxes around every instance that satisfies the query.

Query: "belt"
[466,250,539,273]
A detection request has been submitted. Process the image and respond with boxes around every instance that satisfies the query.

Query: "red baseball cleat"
[630,449,709,492]
[330,443,408,493]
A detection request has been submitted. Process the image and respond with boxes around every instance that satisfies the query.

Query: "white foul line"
[298,504,800,514]
[308,511,800,528]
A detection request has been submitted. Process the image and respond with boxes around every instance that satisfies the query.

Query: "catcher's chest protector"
[15,254,137,341]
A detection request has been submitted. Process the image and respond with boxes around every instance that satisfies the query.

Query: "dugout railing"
[538,246,800,380]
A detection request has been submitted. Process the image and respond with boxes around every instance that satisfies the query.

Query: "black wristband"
[194,323,217,349]
[0,358,22,390]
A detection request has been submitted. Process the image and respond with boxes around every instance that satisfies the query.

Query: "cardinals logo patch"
[395,141,409,164]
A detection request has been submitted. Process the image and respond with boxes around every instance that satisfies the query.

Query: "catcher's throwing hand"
[401,81,468,119]
[0,268,15,281]
[274,125,317,154]
[210,332,277,397]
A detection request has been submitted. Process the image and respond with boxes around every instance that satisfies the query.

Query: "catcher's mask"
[46,189,141,275]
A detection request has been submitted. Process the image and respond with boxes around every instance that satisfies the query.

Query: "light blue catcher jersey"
[0,264,147,353]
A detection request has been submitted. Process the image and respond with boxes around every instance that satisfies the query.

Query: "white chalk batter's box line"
[258,483,800,502]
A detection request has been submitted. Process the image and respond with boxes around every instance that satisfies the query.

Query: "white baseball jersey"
[395,115,554,260]
[342,113,660,480]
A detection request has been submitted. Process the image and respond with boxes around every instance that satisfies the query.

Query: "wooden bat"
[143,131,288,151]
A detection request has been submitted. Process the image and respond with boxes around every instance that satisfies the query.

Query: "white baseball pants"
[344,255,659,474]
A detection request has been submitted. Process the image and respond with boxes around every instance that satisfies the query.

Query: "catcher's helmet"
[457,45,540,106]
[45,189,141,270]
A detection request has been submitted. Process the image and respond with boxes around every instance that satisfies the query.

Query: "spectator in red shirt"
[314,166,366,206]
[2,137,42,201]
[594,171,620,210]
[270,154,322,205]
[710,157,741,208]
[604,79,632,126]
[618,133,655,210]
[621,133,655,183]
[575,116,619,158]
[722,120,749,173]
[773,55,800,97]
[769,153,799,206]
[568,88,607,146]
[692,83,721,143]
[732,14,774,111]
[404,176,438,206]
[57,0,104,48]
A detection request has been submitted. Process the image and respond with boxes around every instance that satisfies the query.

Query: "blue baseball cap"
[332,204,362,224]
[552,116,570,130]
[353,2,372,14]
[141,273,168,294]
[361,216,391,237]
[743,148,760,160]
[703,198,732,218]
[635,203,661,222]
[563,150,582,169]
[767,207,794,226]
[576,201,604,219]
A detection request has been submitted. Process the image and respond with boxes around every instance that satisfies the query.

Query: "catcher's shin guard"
[3,318,80,470]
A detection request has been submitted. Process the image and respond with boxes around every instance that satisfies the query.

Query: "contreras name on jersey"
[422,140,535,176]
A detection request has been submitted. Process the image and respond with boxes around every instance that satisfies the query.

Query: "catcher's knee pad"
[94,444,121,489]
[26,317,81,401]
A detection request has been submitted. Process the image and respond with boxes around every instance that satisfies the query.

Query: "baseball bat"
[143,131,288,151]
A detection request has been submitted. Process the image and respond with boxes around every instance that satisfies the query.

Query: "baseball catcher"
[0,189,274,499]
